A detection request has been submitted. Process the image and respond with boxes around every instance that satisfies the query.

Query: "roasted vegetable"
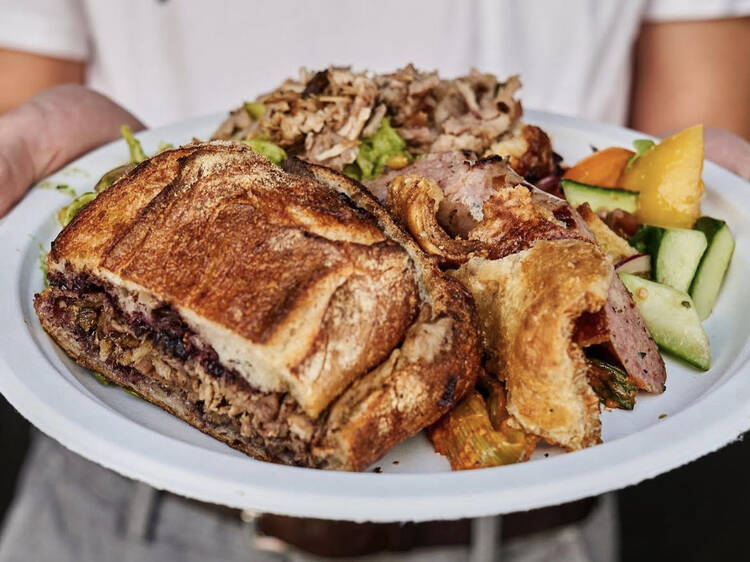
[621,125,704,228]
[587,358,638,410]
[429,385,537,470]
[576,203,639,264]
[477,371,510,430]
[563,146,634,188]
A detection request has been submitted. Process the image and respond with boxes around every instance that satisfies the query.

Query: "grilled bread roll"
[34,142,480,470]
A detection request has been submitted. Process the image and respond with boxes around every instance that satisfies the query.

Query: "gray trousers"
[0,434,618,562]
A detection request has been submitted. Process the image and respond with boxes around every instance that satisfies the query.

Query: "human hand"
[0,85,143,217]
[704,128,750,181]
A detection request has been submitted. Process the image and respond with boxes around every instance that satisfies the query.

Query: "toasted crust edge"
[285,159,482,470]
[34,296,279,464]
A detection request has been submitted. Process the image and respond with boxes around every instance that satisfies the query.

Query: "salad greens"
[157,141,174,153]
[625,138,656,170]
[54,184,77,198]
[348,118,411,181]
[92,372,110,386]
[242,137,287,166]
[38,245,49,288]
[58,192,97,227]
[38,181,77,198]
[94,163,136,193]
[120,125,147,164]
[57,126,155,228]
[244,102,266,120]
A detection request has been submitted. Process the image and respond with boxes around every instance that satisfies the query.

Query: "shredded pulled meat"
[212,65,556,180]
[374,65,522,154]
[213,67,376,170]
[39,273,318,465]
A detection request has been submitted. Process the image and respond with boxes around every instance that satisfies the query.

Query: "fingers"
[704,128,750,181]
[0,85,144,217]
[21,84,144,180]
[0,128,35,216]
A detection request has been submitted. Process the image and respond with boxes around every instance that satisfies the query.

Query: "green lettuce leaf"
[244,102,266,120]
[626,138,656,170]
[58,192,97,227]
[242,138,287,166]
[120,125,147,164]
[355,118,411,181]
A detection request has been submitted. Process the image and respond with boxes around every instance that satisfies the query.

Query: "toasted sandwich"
[34,142,480,471]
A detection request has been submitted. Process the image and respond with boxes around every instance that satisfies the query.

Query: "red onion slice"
[615,254,651,275]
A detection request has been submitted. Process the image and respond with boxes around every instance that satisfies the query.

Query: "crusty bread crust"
[282,159,481,468]
[50,143,419,417]
[37,144,481,471]
[452,240,611,450]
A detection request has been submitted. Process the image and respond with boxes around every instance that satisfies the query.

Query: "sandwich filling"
[38,270,321,465]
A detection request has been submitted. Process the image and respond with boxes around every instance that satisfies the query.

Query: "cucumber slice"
[629,226,707,292]
[561,179,639,213]
[690,217,735,320]
[620,273,710,370]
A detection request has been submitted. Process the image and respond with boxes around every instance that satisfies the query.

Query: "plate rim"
[1,109,750,522]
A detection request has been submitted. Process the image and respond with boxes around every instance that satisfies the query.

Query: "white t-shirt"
[1,0,749,127]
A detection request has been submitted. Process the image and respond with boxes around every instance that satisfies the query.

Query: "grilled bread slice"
[35,142,480,470]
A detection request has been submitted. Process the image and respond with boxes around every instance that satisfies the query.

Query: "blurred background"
[7,395,750,560]
[1,1,749,561]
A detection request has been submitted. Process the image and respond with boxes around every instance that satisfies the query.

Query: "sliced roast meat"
[367,152,519,237]
[599,276,666,393]
[385,175,481,266]
[366,152,586,246]
[365,150,667,394]
[486,124,558,182]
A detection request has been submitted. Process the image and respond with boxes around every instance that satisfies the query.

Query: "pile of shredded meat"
[212,65,557,181]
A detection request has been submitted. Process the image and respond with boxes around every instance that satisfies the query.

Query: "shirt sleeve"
[645,0,750,21]
[0,0,90,60]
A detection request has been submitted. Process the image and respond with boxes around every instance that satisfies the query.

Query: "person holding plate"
[0,1,748,561]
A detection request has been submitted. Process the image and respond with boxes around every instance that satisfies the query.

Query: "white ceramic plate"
[2,110,749,522]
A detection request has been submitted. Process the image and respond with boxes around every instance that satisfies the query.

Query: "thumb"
[0,85,144,217]
[704,128,750,181]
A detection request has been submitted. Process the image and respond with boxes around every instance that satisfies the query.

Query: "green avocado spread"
[346,118,411,181]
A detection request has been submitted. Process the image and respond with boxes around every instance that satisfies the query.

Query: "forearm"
[630,18,750,140]
[0,85,143,215]
[704,128,750,180]
[0,49,85,114]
